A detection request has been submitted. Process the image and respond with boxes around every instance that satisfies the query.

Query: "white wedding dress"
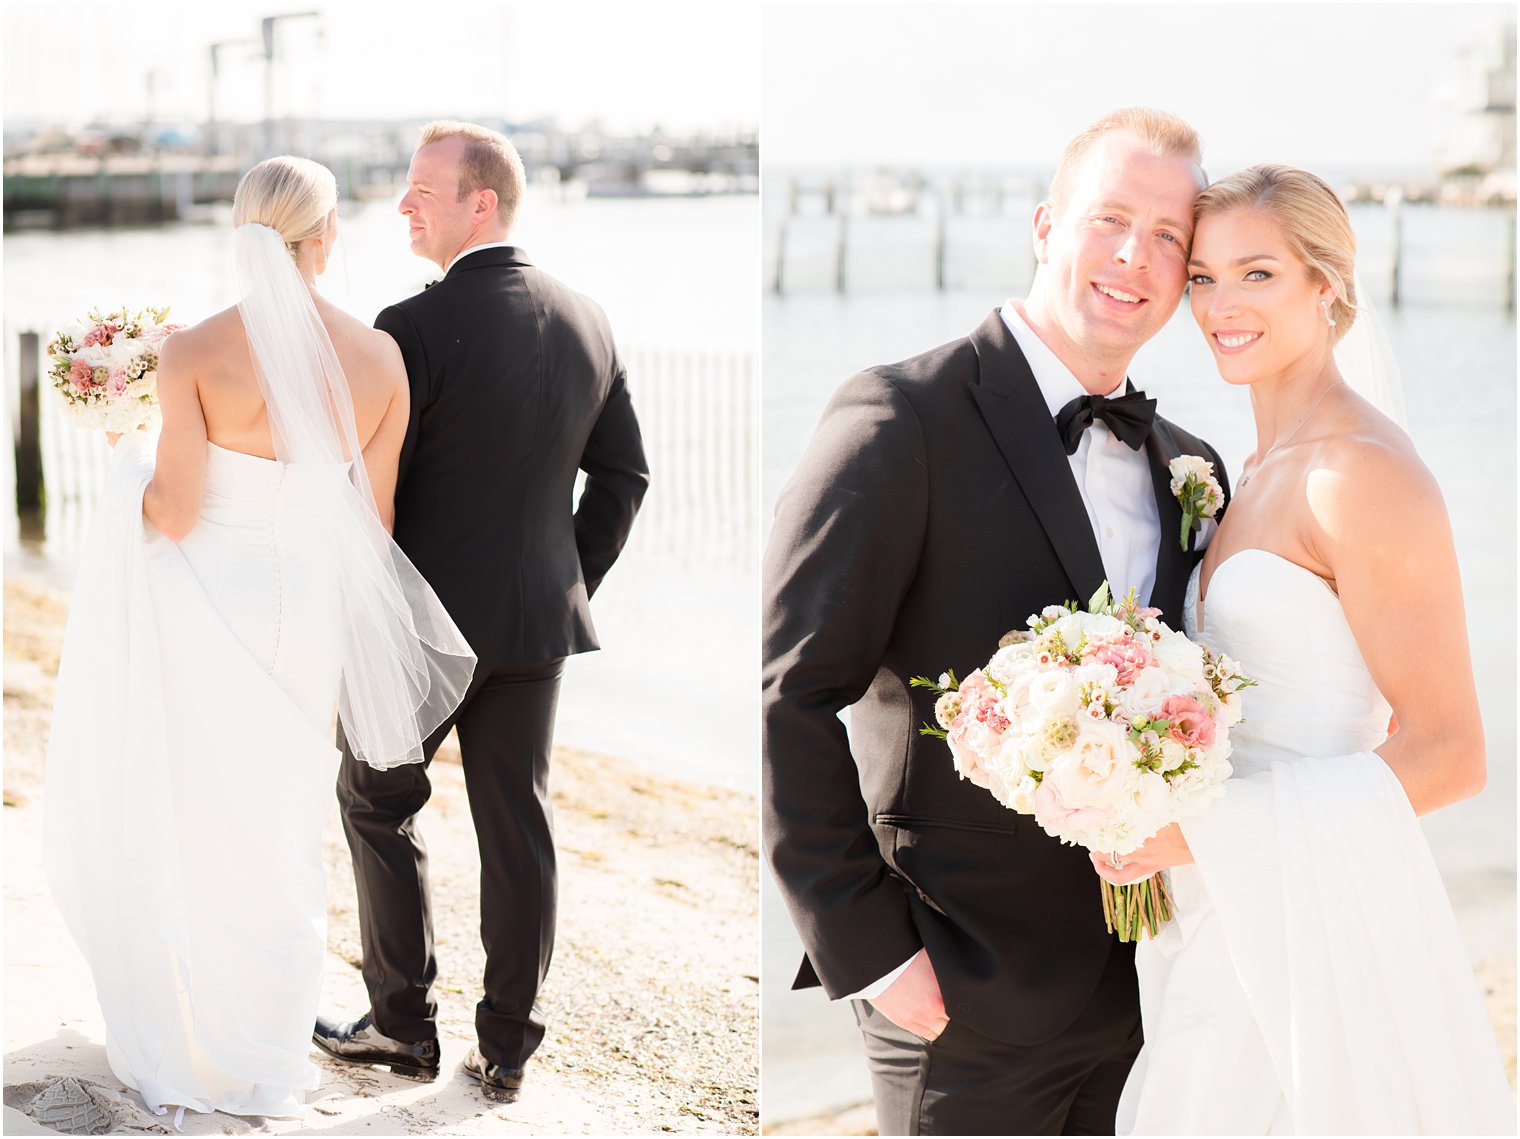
[45,432,345,1117]
[1116,549,1514,1134]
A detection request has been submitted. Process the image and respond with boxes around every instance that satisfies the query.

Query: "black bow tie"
[1054,390,1157,455]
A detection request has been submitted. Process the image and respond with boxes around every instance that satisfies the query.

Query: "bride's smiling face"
[1188,208,1335,386]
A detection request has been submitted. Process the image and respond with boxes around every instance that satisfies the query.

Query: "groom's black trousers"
[854,937,1142,1136]
[337,658,565,1070]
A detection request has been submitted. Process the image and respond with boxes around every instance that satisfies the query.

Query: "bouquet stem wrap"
[1100,874,1174,942]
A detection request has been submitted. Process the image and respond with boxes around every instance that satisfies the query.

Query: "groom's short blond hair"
[1047,108,1203,212]
[419,120,527,232]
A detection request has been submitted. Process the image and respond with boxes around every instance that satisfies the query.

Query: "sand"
[2,573,759,1136]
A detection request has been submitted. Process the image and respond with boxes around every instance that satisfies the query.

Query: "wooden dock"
[3,155,245,230]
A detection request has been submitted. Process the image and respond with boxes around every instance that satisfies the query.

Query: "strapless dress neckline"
[1192,548,1335,635]
[1184,546,1390,776]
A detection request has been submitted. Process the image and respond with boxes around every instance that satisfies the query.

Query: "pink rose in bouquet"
[81,321,121,348]
[1032,777,1105,836]
[1086,636,1154,686]
[69,358,96,392]
[944,669,1009,787]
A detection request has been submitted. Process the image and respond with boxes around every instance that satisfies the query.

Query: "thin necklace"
[1238,380,1345,488]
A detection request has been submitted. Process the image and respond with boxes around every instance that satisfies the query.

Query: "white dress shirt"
[836,301,1161,1004]
[444,239,515,274]
[999,299,1160,606]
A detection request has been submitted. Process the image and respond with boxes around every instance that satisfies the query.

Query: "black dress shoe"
[312,1013,440,1081]
[462,1045,525,1102]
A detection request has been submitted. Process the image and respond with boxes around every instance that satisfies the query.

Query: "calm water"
[760,284,1518,1120]
[3,188,761,791]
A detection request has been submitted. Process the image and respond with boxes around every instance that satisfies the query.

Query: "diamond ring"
[1108,852,1124,870]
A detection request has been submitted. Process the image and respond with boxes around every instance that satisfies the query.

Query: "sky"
[763,2,1515,177]
[4,2,1512,172]
[2,2,761,133]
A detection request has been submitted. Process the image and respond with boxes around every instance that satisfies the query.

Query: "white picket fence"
[6,329,757,577]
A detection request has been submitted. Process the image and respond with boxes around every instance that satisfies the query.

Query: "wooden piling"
[835,206,848,294]
[15,332,44,514]
[1505,210,1516,315]
[1387,188,1404,309]
[934,199,946,292]
[774,215,788,296]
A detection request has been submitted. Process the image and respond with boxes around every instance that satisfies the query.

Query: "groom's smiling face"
[399,139,484,269]
[1031,131,1205,382]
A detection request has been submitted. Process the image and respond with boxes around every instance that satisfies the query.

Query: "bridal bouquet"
[47,306,183,432]
[914,583,1253,940]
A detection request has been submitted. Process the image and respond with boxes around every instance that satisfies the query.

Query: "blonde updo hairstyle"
[1194,164,1358,340]
[232,155,338,262]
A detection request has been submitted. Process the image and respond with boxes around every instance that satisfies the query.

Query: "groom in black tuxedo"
[763,109,1228,1135]
[316,121,647,1099]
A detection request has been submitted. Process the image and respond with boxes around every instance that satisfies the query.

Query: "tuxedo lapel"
[967,311,1106,603]
[1145,420,1191,627]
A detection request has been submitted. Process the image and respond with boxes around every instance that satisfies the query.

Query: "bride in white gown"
[1095,165,1514,1134]
[44,157,475,1120]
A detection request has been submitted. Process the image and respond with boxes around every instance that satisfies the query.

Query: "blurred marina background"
[761,4,1516,1131]
[3,2,760,793]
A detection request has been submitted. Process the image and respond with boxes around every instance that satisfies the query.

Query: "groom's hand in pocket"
[869,947,949,1042]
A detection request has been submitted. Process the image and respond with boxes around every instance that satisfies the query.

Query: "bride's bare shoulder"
[1317,404,1426,484]
[155,306,246,372]
[314,300,406,391]
[1307,414,1447,553]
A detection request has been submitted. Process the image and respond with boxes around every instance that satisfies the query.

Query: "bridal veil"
[234,220,475,768]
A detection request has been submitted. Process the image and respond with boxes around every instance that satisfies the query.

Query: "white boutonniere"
[1169,455,1223,552]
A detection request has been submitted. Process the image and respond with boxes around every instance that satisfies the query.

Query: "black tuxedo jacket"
[762,309,1229,1046]
[377,246,648,669]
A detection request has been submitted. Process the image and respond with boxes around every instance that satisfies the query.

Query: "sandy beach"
[3,573,759,1136]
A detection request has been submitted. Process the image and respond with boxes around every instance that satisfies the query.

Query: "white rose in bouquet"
[1080,613,1127,642]
[987,641,1035,684]
[1027,669,1079,718]
[1118,666,1173,721]
[991,726,1040,783]
[1153,632,1206,683]
[991,768,1040,814]
[1036,719,1136,844]
[1129,769,1171,821]
[1157,737,1191,773]
[1051,612,1088,653]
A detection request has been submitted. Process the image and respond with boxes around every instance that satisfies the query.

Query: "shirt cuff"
[836,953,917,1002]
